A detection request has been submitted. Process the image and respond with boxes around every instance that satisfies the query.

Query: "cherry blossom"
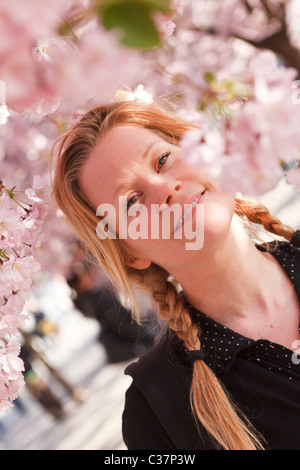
[0,179,48,411]
[0,105,10,125]
[115,85,154,104]
[0,341,25,412]
[0,342,24,377]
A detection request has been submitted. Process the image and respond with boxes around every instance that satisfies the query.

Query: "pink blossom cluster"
[0,112,75,276]
[0,0,141,115]
[141,1,300,196]
[153,0,186,40]
[188,0,285,42]
[0,176,48,412]
[180,51,300,195]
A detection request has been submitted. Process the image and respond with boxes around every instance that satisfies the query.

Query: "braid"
[151,266,200,350]
[129,263,264,450]
[128,263,200,349]
[235,195,295,241]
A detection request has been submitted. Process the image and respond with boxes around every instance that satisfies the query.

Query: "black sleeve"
[122,383,176,450]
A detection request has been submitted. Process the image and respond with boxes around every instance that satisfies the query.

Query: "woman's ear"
[126,256,152,270]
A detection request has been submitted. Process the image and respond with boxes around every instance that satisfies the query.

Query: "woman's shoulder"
[122,379,176,450]
[256,229,300,299]
[274,229,300,255]
[256,229,300,255]
[269,230,300,272]
[124,328,191,385]
[291,229,300,249]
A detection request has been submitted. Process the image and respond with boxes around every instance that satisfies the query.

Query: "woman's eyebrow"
[141,140,160,159]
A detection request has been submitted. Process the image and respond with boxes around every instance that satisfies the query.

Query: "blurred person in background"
[67,240,159,363]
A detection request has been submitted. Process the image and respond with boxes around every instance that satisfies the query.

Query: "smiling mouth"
[174,189,206,233]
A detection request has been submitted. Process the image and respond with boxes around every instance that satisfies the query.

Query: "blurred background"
[1,0,300,450]
[0,259,159,450]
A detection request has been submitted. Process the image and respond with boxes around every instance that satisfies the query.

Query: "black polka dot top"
[186,230,300,379]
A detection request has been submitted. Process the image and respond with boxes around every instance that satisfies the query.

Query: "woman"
[52,100,300,450]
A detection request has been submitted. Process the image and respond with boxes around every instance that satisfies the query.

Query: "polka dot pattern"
[185,232,300,380]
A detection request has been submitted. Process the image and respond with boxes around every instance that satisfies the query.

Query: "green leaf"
[204,71,215,85]
[57,20,73,37]
[138,0,171,13]
[96,0,171,14]
[4,185,16,199]
[101,2,161,49]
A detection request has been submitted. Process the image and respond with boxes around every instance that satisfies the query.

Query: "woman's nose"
[165,182,182,205]
[154,178,183,206]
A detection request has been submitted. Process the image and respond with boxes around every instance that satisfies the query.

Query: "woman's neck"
[171,217,286,328]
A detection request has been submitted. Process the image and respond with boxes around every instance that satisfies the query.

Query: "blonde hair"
[52,100,295,450]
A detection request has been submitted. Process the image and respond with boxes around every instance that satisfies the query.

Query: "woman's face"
[79,125,235,270]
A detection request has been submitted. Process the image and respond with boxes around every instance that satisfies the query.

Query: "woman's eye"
[127,194,139,211]
[157,151,170,172]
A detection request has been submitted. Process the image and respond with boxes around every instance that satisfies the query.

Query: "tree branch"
[238,28,300,76]
[243,0,254,14]
[259,0,286,23]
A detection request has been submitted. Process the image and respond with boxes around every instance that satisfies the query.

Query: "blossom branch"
[0,177,48,412]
